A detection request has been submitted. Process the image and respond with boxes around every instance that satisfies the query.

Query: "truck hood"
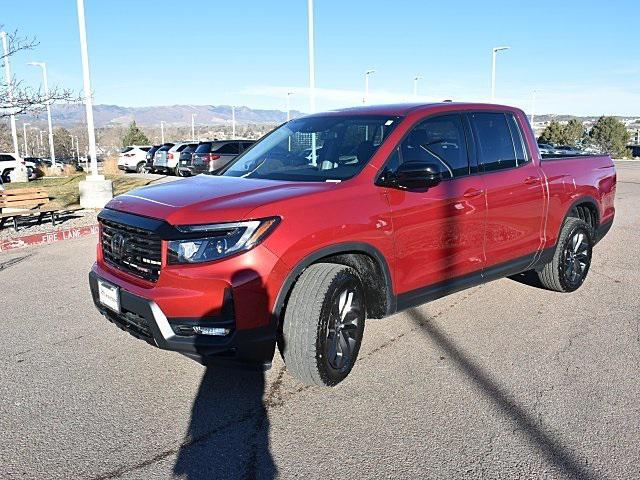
[105,175,333,225]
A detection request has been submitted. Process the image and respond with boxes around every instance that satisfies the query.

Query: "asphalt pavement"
[1,163,639,479]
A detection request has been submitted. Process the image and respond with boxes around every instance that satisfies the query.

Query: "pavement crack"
[0,253,33,271]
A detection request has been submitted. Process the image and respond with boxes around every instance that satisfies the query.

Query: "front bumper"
[89,270,277,365]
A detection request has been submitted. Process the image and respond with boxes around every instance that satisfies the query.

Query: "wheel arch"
[564,195,600,231]
[273,243,395,325]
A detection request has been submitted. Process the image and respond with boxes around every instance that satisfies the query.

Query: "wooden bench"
[0,187,81,231]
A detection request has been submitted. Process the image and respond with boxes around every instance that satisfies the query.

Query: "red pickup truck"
[89,103,616,386]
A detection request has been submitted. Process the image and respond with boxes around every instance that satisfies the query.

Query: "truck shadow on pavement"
[172,364,277,480]
[407,308,597,480]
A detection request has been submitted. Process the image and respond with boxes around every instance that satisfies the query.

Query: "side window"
[215,143,241,154]
[242,142,254,150]
[399,114,470,179]
[470,112,517,171]
[505,114,529,165]
[0,154,14,162]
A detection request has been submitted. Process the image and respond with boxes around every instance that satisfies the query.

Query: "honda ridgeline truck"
[89,103,616,387]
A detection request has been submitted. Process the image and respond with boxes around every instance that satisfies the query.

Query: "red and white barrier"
[0,224,99,253]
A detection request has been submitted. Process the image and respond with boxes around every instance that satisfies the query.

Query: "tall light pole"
[530,89,539,125]
[191,113,197,139]
[22,123,30,157]
[76,0,112,208]
[27,62,56,166]
[39,130,44,156]
[364,69,376,104]
[231,106,236,138]
[491,46,510,101]
[413,75,423,97]
[1,32,20,156]
[76,0,99,177]
[75,136,81,163]
[307,0,316,114]
[160,121,166,143]
[286,92,294,121]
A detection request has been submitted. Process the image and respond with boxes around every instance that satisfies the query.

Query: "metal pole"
[39,130,44,155]
[160,121,165,143]
[76,0,99,177]
[286,92,294,151]
[28,62,57,166]
[413,75,423,97]
[530,90,538,124]
[491,46,510,101]
[23,123,30,157]
[364,70,375,104]
[307,0,317,165]
[75,136,80,162]
[231,106,236,138]
[1,32,20,156]
[191,113,196,139]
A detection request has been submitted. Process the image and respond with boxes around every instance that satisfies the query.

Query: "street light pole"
[231,106,236,138]
[364,69,375,104]
[76,0,99,177]
[307,0,316,114]
[23,123,30,157]
[1,32,20,156]
[27,62,56,167]
[530,89,538,125]
[286,92,294,121]
[413,75,423,97]
[491,46,510,101]
[191,113,197,139]
[160,121,166,143]
[76,0,113,208]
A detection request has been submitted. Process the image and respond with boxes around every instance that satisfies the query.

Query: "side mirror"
[391,162,443,190]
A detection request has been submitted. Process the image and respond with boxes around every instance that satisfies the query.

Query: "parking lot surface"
[1,163,639,479]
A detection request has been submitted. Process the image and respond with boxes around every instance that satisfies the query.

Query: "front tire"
[537,217,593,292]
[281,263,366,387]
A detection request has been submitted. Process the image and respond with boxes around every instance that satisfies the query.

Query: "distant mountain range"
[26,104,303,128]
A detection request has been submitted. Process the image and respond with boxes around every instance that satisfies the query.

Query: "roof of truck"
[308,102,520,117]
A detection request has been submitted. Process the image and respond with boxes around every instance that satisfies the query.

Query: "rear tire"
[136,162,147,174]
[537,217,593,292]
[281,263,366,387]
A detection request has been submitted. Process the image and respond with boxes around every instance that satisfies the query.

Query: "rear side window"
[0,154,15,162]
[242,142,254,150]
[470,112,518,171]
[140,147,151,152]
[213,143,240,154]
[399,114,470,179]
[158,145,172,152]
[194,142,212,153]
[176,144,190,152]
[121,147,133,153]
[505,114,529,165]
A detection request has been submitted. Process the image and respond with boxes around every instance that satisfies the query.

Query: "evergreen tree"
[538,120,565,145]
[563,119,586,146]
[121,121,150,147]
[589,116,630,157]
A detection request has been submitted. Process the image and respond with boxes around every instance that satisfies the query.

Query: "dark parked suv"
[189,140,254,175]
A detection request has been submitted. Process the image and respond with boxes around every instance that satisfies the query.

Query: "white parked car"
[118,145,152,173]
[0,152,36,182]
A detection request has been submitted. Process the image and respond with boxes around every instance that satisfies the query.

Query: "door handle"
[524,176,541,185]
[463,188,484,198]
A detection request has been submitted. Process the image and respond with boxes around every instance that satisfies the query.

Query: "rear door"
[383,113,487,298]
[468,111,545,271]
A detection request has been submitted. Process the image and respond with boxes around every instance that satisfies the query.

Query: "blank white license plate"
[98,279,120,313]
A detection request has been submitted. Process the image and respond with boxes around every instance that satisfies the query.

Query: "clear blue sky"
[3,0,638,116]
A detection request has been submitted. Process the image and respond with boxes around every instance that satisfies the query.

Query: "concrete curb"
[0,224,99,253]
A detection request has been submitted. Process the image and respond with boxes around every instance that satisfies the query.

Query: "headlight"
[167,217,279,264]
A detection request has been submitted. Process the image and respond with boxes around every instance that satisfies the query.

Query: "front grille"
[100,218,162,282]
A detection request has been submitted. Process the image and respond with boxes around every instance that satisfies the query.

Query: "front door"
[382,113,487,299]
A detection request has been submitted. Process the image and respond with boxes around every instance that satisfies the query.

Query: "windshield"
[222,115,401,182]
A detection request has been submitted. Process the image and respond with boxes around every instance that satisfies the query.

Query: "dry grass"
[39,164,78,177]
[4,173,155,208]
[102,156,122,176]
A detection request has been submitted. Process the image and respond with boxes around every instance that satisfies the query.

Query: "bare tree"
[1,28,78,118]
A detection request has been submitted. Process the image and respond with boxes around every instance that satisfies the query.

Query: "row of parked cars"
[537,143,587,156]
[118,139,255,176]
